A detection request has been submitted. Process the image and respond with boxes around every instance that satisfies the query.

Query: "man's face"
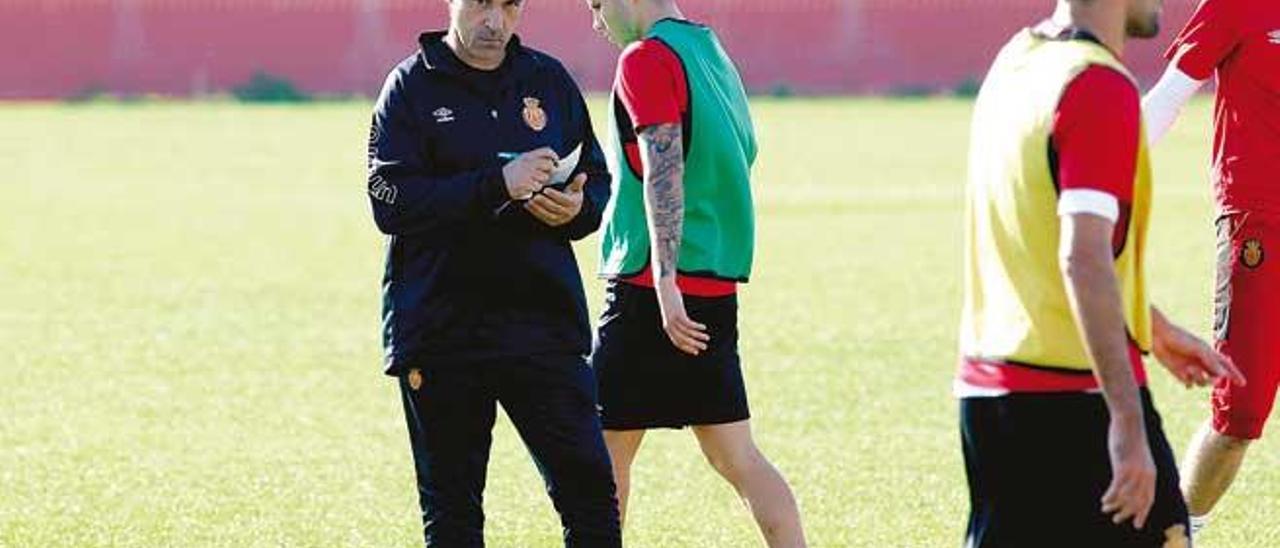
[448,0,523,67]
[586,0,641,48]
[1125,0,1162,39]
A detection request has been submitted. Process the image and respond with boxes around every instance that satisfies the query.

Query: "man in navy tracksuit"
[366,2,620,546]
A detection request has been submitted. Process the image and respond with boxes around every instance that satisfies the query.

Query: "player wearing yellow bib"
[957,0,1243,545]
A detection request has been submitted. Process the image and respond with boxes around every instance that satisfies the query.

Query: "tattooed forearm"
[638,123,686,281]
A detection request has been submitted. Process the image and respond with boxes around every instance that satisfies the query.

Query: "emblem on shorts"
[408,368,423,391]
[1242,238,1265,269]
[522,97,547,131]
[1269,30,1280,45]
[1163,524,1189,548]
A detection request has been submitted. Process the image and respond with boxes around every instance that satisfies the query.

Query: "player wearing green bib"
[584,1,806,546]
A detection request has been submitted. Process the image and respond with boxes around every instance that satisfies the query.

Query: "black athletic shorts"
[960,388,1190,547]
[590,281,750,430]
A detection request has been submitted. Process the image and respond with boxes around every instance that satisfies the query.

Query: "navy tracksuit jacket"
[368,32,611,375]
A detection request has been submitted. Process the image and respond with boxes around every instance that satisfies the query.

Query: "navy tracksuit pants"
[399,354,621,547]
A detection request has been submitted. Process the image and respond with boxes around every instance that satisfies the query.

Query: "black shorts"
[590,281,750,430]
[960,389,1190,547]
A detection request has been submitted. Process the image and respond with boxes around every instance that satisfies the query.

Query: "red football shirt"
[1167,0,1280,215]
[958,65,1148,395]
[615,38,735,297]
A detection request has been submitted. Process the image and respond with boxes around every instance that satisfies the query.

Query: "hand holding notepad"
[495,143,583,216]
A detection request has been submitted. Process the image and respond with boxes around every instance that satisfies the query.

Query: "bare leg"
[1181,420,1253,516]
[603,429,646,528]
[692,420,807,548]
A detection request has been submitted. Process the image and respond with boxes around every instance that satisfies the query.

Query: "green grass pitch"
[2,98,1278,546]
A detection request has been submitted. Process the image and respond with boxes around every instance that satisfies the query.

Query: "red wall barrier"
[0,0,1197,99]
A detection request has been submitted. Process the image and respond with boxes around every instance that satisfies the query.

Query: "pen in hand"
[494,150,558,216]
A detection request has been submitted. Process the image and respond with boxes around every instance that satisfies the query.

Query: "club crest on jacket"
[523,97,547,131]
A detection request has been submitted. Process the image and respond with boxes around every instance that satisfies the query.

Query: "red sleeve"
[617,39,687,130]
[1052,66,1139,203]
[1165,0,1241,80]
